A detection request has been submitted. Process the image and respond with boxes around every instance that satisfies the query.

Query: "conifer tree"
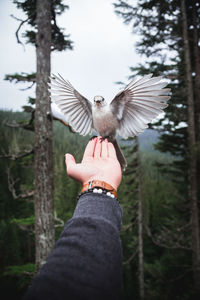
[119,137,145,299]
[114,0,200,295]
[181,0,200,293]
[5,0,73,271]
[34,0,53,271]
[136,137,144,300]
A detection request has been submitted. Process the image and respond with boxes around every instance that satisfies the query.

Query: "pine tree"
[136,137,145,300]
[4,0,73,271]
[34,0,54,271]
[181,0,200,293]
[114,0,200,296]
[119,137,145,299]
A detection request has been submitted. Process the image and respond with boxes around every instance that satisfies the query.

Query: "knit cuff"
[73,192,123,231]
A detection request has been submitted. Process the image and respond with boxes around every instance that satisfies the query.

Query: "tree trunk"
[136,137,145,300]
[34,0,54,271]
[192,2,200,206]
[192,2,200,143]
[181,0,200,295]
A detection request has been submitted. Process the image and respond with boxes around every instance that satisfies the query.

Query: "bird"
[49,73,170,171]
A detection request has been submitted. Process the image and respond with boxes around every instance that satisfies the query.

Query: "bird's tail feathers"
[113,139,127,171]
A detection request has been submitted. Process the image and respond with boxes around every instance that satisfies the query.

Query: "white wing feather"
[110,75,170,139]
[49,74,93,136]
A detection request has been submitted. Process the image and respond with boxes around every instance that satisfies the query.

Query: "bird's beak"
[95,101,101,107]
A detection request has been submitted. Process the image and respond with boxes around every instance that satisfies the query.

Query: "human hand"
[65,137,122,190]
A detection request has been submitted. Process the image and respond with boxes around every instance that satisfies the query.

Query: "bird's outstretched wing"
[110,74,170,139]
[49,74,93,136]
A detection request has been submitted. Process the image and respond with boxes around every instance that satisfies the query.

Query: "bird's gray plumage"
[49,73,171,170]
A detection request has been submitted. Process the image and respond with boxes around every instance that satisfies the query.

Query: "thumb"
[65,153,76,174]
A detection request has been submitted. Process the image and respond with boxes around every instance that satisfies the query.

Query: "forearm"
[24,193,123,300]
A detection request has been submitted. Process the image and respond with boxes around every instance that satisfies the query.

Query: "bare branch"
[54,212,65,228]
[23,271,35,277]
[7,167,19,199]
[123,247,139,266]
[145,222,191,251]
[52,116,75,133]
[121,218,138,232]
[6,167,34,200]
[5,109,35,132]
[0,149,34,160]
[168,268,192,282]
[20,190,34,199]
[19,82,35,91]
[14,223,32,232]
[10,14,29,49]
[11,219,34,233]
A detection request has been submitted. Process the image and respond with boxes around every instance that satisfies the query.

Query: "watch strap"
[81,180,117,198]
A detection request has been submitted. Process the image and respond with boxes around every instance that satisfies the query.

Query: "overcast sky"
[0,0,140,111]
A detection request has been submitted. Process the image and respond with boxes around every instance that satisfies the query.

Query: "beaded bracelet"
[77,188,118,202]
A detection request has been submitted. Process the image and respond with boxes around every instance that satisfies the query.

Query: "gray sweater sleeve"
[24,192,123,300]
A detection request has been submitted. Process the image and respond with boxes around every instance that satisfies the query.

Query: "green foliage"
[0,109,89,295]
[1,109,194,299]
[53,121,89,222]
[1,0,198,298]
[2,263,35,292]
[113,0,200,298]
[11,216,34,226]
[1,0,75,296]
[3,263,35,277]
[120,145,192,299]
[4,72,36,83]
[13,0,73,51]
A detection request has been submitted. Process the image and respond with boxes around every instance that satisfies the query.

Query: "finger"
[101,139,108,158]
[94,137,102,158]
[82,138,97,161]
[108,142,117,159]
[65,153,76,174]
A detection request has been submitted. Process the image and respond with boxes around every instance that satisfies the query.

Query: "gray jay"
[49,74,170,170]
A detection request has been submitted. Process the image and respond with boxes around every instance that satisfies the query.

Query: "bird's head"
[93,96,105,107]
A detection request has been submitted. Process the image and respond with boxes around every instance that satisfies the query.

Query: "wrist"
[81,180,118,199]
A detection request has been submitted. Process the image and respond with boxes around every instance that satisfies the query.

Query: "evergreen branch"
[3,264,35,277]
[5,72,36,83]
[11,216,34,232]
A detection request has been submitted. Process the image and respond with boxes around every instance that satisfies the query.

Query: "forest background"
[0,1,200,300]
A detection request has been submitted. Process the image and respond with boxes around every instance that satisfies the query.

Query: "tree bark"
[192,2,200,143]
[192,2,200,206]
[181,0,200,295]
[34,0,54,271]
[136,137,145,300]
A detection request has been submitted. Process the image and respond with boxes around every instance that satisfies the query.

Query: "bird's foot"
[89,135,98,141]
[99,136,110,142]
[90,136,111,142]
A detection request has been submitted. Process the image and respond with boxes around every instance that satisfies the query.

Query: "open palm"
[65,137,122,191]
